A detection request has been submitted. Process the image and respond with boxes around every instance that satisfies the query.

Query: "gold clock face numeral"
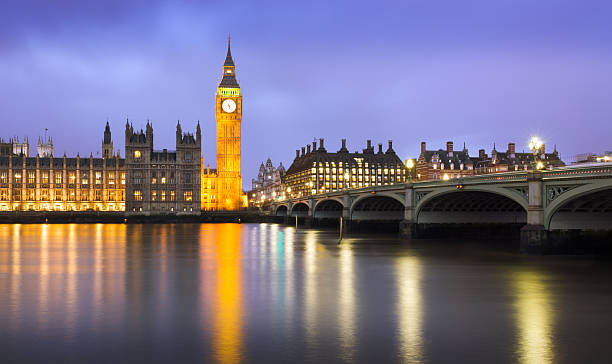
[222,99,236,113]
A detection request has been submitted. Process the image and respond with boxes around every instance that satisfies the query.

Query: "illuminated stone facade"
[0,126,125,211]
[416,141,565,181]
[285,138,408,199]
[124,120,201,215]
[201,39,245,211]
[249,158,285,207]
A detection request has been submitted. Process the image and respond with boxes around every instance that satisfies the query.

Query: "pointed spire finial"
[224,34,235,67]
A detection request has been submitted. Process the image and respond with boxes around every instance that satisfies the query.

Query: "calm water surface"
[1,223,612,363]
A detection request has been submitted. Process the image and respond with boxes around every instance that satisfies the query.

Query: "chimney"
[367,140,372,149]
[508,143,516,157]
[295,150,300,159]
[307,145,311,153]
[479,149,486,159]
[319,138,325,151]
[342,139,346,149]
[378,143,383,154]
[421,142,426,155]
[312,141,317,150]
[446,141,453,153]
[387,140,394,154]
[301,147,305,156]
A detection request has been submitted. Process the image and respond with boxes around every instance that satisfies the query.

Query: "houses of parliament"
[0,40,246,213]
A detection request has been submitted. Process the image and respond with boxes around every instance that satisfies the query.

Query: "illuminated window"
[13,190,21,201]
[95,190,102,201]
[109,191,116,201]
[107,172,115,185]
[54,190,62,201]
[28,171,35,184]
[152,172,157,184]
[152,191,157,201]
[161,191,166,201]
[81,174,88,185]
[55,173,62,184]
[0,189,7,200]
[0,172,7,184]
[161,176,166,184]
[41,172,49,184]
[134,150,142,159]
[95,171,102,184]
[134,190,142,201]
[121,173,126,185]
[184,191,192,201]
[27,189,35,200]
[170,191,175,201]
[69,172,76,184]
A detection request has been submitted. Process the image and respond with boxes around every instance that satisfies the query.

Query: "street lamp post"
[528,136,544,170]
[405,159,414,182]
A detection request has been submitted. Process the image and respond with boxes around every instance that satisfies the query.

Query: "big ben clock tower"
[215,38,243,210]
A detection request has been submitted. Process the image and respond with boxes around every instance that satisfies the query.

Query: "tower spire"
[224,34,234,67]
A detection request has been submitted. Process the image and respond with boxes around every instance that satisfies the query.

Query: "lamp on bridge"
[528,136,544,170]
[405,159,415,182]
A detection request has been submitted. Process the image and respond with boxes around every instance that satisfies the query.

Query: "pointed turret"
[220,36,239,88]
[104,121,112,144]
[224,35,235,67]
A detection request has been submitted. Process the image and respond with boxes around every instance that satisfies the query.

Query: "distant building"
[0,125,125,211]
[37,136,53,157]
[285,138,407,199]
[249,158,285,206]
[572,151,612,165]
[0,137,30,157]
[417,141,565,181]
[124,120,201,215]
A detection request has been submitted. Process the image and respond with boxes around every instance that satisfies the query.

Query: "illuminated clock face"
[222,99,236,113]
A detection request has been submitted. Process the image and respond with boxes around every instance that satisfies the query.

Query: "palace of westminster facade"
[0,41,245,213]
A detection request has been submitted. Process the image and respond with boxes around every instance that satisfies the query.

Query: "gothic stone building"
[285,138,408,199]
[416,141,565,181]
[249,158,285,206]
[201,38,246,211]
[0,126,125,211]
[124,120,201,215]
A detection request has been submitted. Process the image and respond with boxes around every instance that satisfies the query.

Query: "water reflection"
[1,224,611,363]
[303,230,319,353]
[211,224,243,364]
[513,270,555,364]
[396,256,424,363]
[338,242,356,361]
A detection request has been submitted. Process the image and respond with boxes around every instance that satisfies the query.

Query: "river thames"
[1,223,611,363]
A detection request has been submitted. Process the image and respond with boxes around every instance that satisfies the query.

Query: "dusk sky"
[1,0,611,182]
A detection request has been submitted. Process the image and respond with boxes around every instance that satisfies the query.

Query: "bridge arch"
[351,194,405,221]
[546,179,612,230]
[415,187,527,224]
[289,202,310,217]
[274,204,288,217]
[313,198,344,219]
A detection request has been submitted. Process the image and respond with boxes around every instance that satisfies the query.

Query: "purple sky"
[1,0,611,183]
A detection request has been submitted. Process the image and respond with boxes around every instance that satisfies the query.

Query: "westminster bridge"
[271,165,612,253]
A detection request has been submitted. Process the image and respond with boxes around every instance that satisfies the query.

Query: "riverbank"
[0,211,280,224]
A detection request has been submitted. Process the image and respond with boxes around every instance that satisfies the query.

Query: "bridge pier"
[342,194,352,233]
[399,183,416,239]
[520,171,549,253]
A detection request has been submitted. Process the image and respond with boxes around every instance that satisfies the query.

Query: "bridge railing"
[542,164,612,180]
